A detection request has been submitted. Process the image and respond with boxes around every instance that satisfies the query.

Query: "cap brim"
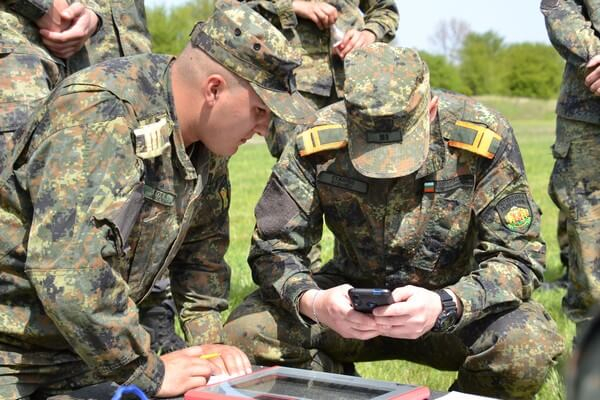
[250,83,316,125]
[348,111,430,179]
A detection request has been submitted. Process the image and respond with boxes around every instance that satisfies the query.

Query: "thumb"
[61,2,85,21]
[391,285,417,303]
[587,55,600,69]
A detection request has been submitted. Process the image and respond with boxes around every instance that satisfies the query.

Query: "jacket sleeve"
[447,121,546,330]
[248,145,323,324]
[541,0,600,65]
[359,0,399,42]
[4,0,51,21]
[170,159,231,345]
[22,91,164,396]
[242,0,298,29]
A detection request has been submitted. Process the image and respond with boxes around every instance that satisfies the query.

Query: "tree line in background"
[147,3,564,99]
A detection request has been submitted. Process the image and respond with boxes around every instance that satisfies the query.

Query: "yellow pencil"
[199,352,221,360]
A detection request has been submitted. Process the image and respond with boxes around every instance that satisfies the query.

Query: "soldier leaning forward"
[225,44,564,400]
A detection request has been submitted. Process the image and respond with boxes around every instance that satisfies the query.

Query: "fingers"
[337,30,361,59]
[210,348,252,377]
[39,4,98,59]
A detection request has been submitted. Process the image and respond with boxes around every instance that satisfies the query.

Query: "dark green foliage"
[420,51,469,94]
[459,31,505,95]
[421,31,563,99]
[147,0,215,55]
[499,43,564,99]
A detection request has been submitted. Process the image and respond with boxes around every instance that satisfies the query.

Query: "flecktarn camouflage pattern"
[225,45,563,399]
[67,0,152,73]
[0,1,64,171]
[541,0,600,329]
[344,44,430,178]
[242,0,399,98]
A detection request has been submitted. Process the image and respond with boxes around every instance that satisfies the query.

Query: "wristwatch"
[431,289,458,333]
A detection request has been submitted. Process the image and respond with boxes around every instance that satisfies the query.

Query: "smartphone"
[348,288,394,313]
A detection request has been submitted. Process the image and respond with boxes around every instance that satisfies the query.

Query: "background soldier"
[0,2,314,398]
[0,0,99,168]
[242,0,399,158]
[225,44,563,399]
[541,0,600,337]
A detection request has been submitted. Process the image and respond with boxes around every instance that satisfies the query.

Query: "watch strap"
[432,289,458,332]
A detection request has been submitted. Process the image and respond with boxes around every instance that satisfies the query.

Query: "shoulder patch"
[296,124,347,157]
[134,117,171,159]
[446,120,502,159]
[496,193,532,233]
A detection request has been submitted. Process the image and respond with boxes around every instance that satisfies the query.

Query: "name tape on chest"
[296,124,347,157]
[448,120,501,159]
[317,172,368,194]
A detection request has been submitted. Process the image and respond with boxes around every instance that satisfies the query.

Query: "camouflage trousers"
[225,290,563,400]
[0,342,104,400]
[548,117,600,330]
[0,45,64,170]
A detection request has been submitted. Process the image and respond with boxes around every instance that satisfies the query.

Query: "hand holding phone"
[348,288,394,313]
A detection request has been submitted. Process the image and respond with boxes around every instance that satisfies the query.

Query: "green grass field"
[222,96,573,399]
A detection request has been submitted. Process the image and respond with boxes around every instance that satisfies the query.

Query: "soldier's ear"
[428,96,439,123]
[204,74,226,106]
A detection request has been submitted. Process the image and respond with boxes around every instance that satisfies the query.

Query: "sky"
[145,0,551,52]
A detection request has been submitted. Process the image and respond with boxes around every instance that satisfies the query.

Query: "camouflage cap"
[190,0,315,124]
[344,43,431,178]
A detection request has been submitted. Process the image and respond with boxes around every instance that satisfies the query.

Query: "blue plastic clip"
[111,384,150,400]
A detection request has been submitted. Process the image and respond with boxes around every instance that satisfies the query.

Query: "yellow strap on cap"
[449,120,502,159]
[296,124,347,157]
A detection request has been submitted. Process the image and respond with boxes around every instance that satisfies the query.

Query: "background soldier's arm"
[359,0,399,42]
[541,0,600,65]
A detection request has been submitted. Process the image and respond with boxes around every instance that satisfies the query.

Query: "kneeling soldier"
[225,44,564,399]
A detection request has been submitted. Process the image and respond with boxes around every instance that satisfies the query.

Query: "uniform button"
[253,43,261,51]
[234,28,241,36]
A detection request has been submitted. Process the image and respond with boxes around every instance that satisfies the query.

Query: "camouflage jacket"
[249,90,545,331]
[243,0,398,97]
[0,54,231,394]
[67,0,152,73]
[0,0,102,131]
[542,0,600,125]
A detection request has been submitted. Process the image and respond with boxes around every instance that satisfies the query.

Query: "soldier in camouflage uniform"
[0,0,100,169]
[2,0,185,355]
[67,0,189,356]
[541,0,600,336]
[0,1,314,398]
[224,44,563,399]
[67,0,151,73]
[243,0,399,158]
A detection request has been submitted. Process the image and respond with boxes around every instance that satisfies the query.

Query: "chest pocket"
[411,175,475,273]
[125,184,175,301]
[191,175,230,227]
